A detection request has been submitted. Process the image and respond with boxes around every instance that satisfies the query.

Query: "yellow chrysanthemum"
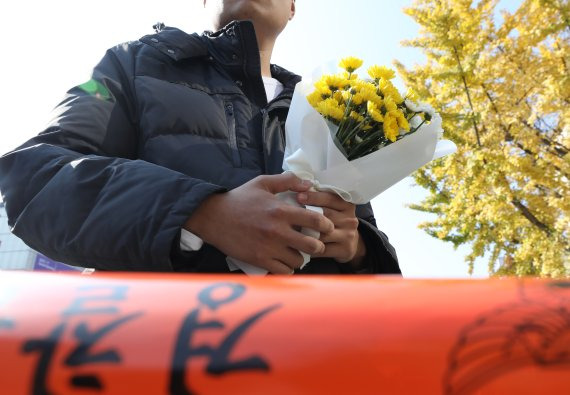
[314,81,332,96]
[368,65,396,81]
[351,81,382,106]
[378,78,392,91]
[388,89,404,104]
[383,96,398,113]
[307,90,324,108]
[352,93,364,106]
[361,83,381,102]
[395,111,410,132]
[316,98,345,121]
[367,101,384,123]
[379,80,404,104]
[333,90,344,103]
[350,111,365,123]
[383,113,400,142]
[322,74,349,91]
[369,93,384,108]
[351,79,370,92]
[339,56,364,73]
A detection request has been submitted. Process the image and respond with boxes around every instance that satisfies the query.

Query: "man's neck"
[259,50,272,77]
[256,35,276,77]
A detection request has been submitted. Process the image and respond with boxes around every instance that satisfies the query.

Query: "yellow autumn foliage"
[396,0,569,277]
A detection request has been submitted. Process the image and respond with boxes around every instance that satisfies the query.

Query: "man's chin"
[219,0,266,23]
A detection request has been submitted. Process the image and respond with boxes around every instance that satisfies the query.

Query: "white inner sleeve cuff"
[180,228,204,251]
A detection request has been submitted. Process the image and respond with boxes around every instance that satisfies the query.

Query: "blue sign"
[33,254,81,272]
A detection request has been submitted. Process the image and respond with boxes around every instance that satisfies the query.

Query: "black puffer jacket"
[0,21,400,274]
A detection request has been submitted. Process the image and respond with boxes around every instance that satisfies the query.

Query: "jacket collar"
[270,64,302,92]
[140,27,208,61]
[140,21,301,91]
[206,21,301,92]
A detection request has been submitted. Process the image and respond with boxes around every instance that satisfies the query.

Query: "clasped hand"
[185,173,365,274]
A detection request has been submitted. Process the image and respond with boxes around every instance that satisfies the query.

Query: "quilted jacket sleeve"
[355,203,401,274]
[0,45,224,271]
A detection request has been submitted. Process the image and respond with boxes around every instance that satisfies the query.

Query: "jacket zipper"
[224,101,241,167]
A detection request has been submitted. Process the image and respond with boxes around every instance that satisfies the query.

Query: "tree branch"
[511,199,552,236]
[453,46,482,147]
[520,118,569,158]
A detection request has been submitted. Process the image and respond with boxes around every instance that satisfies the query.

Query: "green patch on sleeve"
[78,79,112,101]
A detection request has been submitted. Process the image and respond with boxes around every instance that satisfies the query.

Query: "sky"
[1,0,521,277]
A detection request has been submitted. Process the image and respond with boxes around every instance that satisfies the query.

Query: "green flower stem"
[336,94,355,142]
[347,130,388,160]
[340,117,369,147]
[336,117,353,143]
[407,111,420,121]
[347,130,384,159]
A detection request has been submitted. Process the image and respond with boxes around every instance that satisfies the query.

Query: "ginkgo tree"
[395,0,569,276]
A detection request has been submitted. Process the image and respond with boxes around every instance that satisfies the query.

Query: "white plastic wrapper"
[228,76,457,275]
[282,81,457,203]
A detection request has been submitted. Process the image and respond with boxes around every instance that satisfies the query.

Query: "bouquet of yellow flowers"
[307,57,432,160]
[282,56,456,204]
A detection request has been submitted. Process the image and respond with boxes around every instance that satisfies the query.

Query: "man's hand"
[297,191,366,268]
[184,173,334,274]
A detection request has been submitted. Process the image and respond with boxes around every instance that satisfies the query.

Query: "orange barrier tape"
[0,271,569,394]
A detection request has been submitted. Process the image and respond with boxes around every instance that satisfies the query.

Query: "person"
[0,0,400,275]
